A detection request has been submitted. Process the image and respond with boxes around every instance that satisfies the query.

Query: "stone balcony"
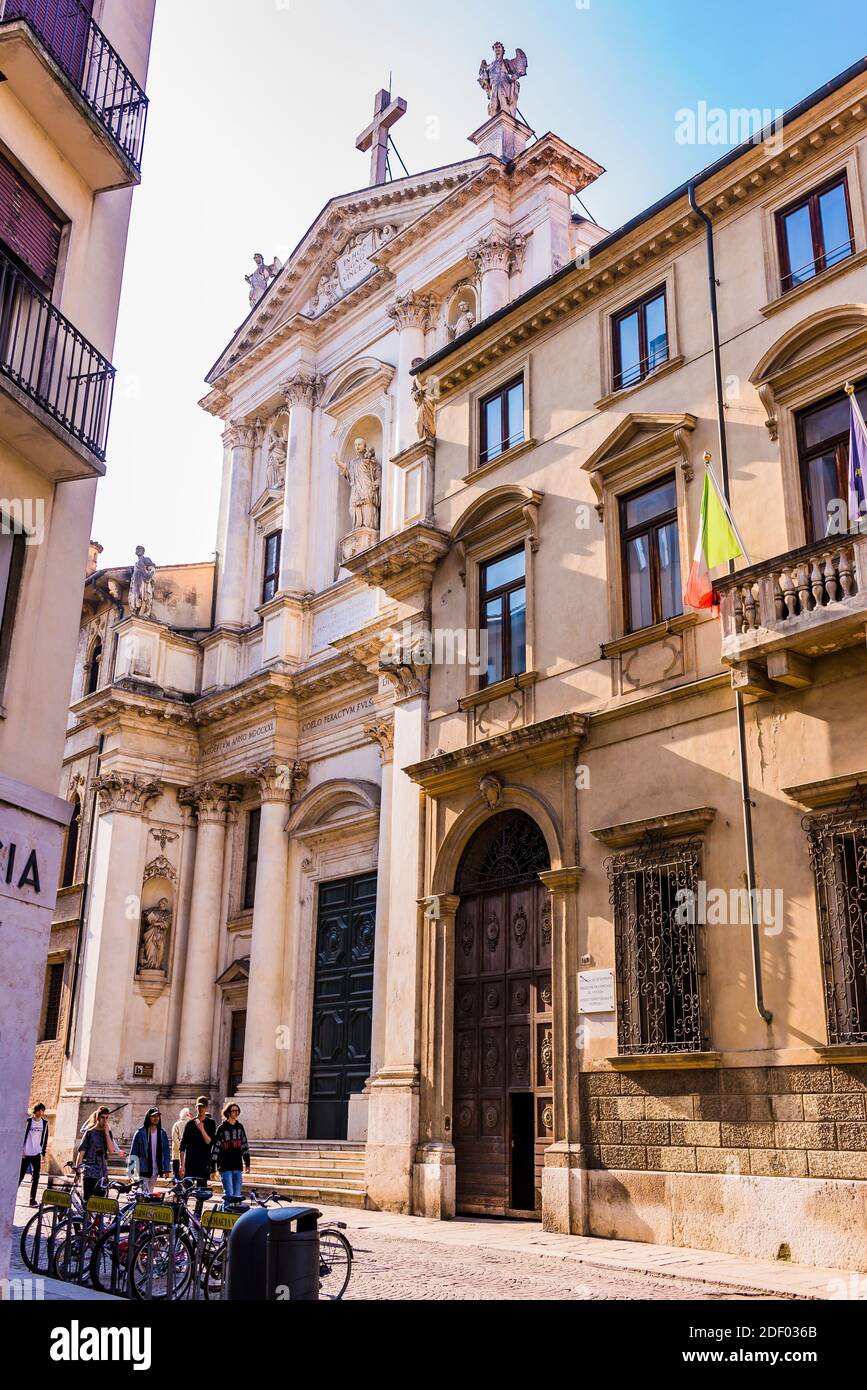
[715,531,867,693]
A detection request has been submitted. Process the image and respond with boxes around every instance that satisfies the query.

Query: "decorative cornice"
[783,769,867,811]
[93,772,162,817]
[282,371,326,409]
[342,521,451,601]
[385,290,435,332]
[405,712,588,792]
[591,806,716,851]
[248,759,309,804]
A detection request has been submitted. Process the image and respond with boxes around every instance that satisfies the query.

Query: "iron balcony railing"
[1,0,149,172]
[0,247,115,460]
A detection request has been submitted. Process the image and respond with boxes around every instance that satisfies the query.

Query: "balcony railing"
[1,0,148,172]
[715,531,867,681]
[0,247,115,460]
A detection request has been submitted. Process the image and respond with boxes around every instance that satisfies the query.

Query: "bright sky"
[96,0,867,569]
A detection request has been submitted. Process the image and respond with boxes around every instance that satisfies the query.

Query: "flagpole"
[688,182,772,1027]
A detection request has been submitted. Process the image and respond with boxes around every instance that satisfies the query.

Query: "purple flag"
[848,387,867,531]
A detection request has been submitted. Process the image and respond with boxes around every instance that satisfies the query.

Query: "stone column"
[82,774,162,1084]
[386,292,434,458]
[237,760,307,1135]
[174,783,236,1088]
[279,373,323,594]
[538,865,586,1235]
[467,231,525,319]
[366,662,428,1213]
[362,716,394,1103]
[414,893,460,1219]
[215,421,257,628]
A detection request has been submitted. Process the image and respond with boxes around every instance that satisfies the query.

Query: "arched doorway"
[452,810,552,1217]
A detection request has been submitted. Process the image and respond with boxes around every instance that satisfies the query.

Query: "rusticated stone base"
[588,1168,867,1272]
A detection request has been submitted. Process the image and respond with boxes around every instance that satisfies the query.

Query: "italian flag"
[684,461,747,610]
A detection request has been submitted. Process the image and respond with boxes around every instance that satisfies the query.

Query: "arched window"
[60,797,81,889]
[85,638,102,695]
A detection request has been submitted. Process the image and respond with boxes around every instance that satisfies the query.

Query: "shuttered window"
[6,0,94,86]
[0,151,63,289]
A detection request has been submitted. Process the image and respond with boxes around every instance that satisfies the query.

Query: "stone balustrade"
[715,531,867,692]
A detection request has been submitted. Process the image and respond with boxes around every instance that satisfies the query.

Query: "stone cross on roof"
[356,87,407,186]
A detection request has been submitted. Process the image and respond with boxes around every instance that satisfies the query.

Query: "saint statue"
[452,299,476,338]
[411,363,437,441]
[245,252,282,307]
[265,417,288,490]
[478,41,528,119]
[336,438,381,532]
[129,546,155,620]
[138,897,172,973]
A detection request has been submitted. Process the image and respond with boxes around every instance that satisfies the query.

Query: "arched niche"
[445,284,479,343]
[333,413,384,577]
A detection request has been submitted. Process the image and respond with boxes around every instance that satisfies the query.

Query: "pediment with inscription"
[302,225,401,318]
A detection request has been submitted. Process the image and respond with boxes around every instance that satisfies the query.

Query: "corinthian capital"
[93,772,162,817]
[467,230,525,275]
[224,420,258,451]
[363,716,395,763]
[386,291,435,332]
[177,781,239,824]
[282,372,325,410]
[248,759,309,804]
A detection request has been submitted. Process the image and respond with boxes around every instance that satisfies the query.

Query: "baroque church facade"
[36,45,867,1269]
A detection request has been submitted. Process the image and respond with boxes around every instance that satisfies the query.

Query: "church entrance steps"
[245,1139,369,1209]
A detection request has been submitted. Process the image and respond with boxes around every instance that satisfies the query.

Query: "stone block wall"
[583,1064,867,1180]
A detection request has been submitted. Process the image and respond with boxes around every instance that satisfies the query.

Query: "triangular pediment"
[206,156,491,385]
[582,412,697,490]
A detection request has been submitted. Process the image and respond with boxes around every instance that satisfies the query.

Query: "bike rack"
[34,1188,74,1275]
[72,1195,120,1286]
[127,1199,178,1301]
[193,1207,240,1301]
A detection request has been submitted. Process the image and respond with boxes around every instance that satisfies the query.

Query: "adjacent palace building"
[37,47,867,1270]
[0,0,155,1276]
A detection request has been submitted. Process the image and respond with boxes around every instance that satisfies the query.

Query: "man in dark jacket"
[179,1096,216,1186]
[19,1103,48,1207]
[128,1108,171,1194]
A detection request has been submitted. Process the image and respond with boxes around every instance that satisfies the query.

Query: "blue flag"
[847,384,867,531]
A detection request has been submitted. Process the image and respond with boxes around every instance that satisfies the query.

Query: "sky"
[95,0,867,569]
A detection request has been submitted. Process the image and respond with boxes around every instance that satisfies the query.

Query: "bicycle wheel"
[90,1223,131,1296]
[52,1219,94,1283]
[318,1228,352,1300]
[19,1209,57,1275]
[129,1228,194,1301]
[201,1243,225,1301]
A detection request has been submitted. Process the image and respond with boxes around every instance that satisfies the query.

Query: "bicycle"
[200,1190,353,1301]
[90,1175,219,1300]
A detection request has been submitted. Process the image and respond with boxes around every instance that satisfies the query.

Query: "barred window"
[805,798,867,1045]
[607,836,707,1055]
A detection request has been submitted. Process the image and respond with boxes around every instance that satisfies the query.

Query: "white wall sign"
[579,968,615,1014]
[311,591,376,651]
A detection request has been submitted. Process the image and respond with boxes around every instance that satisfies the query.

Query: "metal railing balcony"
[0,247,115,461]
[1,0,148,172]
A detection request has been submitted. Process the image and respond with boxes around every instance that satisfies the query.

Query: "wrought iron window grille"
[804,786,867,1046]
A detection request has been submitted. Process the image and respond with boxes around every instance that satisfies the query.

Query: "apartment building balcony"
[715,531,867,694]
[0,0,148,190]
[0,245,114,478]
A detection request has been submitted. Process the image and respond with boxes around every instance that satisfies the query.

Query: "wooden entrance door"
[228,1010,246,1097]
[452,812,553,1216]
[308,872,376,1140]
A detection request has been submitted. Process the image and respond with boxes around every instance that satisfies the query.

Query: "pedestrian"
[19,1102,48,1207]
[128,1107,170,1194]
[179,1095,216,1186]
[211,1102,250,1204]
[75,1107,125,1204]
[170,1106,192,1179]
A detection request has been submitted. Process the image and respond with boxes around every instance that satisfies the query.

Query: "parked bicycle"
[200,1190,353,1301]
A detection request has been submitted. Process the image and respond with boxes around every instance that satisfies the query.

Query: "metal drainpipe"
[688,181,773,1025]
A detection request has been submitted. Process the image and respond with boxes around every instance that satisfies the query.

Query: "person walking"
[179,1096,216,1186]
[211,1103,250,1204]
[75,1108,125,1204]
[128,1107,170,1195]
[170,1106,192,1179]
[19,1103,48,1207]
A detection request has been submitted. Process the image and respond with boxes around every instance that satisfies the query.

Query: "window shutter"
[10,0,94,85]
[0,152,63,289]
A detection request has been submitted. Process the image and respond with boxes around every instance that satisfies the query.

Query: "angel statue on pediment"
[246,252,282,307]
[478,42,528,119]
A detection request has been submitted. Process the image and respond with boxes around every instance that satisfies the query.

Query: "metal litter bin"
[224,1204,320,1301]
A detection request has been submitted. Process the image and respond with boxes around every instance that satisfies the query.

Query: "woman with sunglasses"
[211,1102,250,1204]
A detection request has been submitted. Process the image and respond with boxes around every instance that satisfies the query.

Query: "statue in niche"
[265,417,288,490]
[411,363,437,441]
[478,42,528,118]
[336,437,381,531]
[452,299,476,338]
[129,546,155,620]
[138,897,172,973]
[246,252,282,307]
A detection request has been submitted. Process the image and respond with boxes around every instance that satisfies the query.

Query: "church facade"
[37,46,867,1270]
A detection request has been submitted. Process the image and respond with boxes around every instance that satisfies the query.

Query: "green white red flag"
[684,461,747,610]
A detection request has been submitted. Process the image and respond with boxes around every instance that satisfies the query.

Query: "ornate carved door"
[308,872,376,1140]
[453,812,552,1216]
